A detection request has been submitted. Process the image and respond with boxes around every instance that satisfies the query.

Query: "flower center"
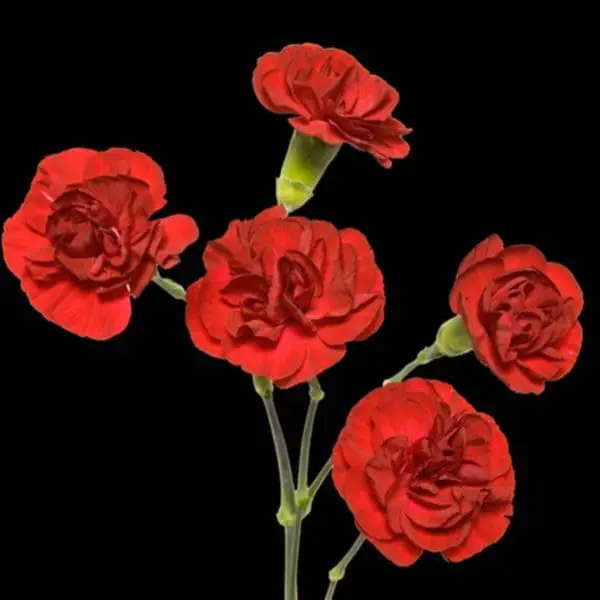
[479,270,575,361]
[220,250,323,339]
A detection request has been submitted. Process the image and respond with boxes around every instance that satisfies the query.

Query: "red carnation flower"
[450,235,583,394]
[2,148,199,340]
[332,379,515,565]
[253,43,411,167]
[185,206,385,388]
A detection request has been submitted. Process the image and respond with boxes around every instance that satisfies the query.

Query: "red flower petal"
[289,117,346,145]
[190,273,231,341]
[537,321,583,381]
[517,355,565,381]
[21,276,131,340]
[155,214,200,266]
[310,220,342,284]
[343,469,392,540]
[273,331,346,388]
[480,415,513,479]
[222,324,306,384]
[486,468,516,505]
[545,262,584,317]
[32,148,97,198]
[472,335,545,394]
[456,234,504,277]
[449,257,504,315]
[355,301,384,341]
[185,279,225,359]
[442,510,511,562]
[400,510,471,552]
[340,228,379,292]
[410,379,476,416]
[84,148,167,214]
[251,217,313,257]
[307,264,354,322]
[369,536,423,567]
[370,391,438,444]
[498,244,547,271]
[2,208,51,279]
[339,422,376,468]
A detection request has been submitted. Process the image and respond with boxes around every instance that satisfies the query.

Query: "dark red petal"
[154,214,199,265]
[545,262,584,317]
[442,511,511,562]
[369,536,423,567]
[185,279,225,359]
[498,244,547,271]
[449,258,505,315]
[456,234,504,277]
[2,209,51,279]
[274,331,346,388]
[84,148,168,214]
[21,275,131,340]
[486,468,516,505]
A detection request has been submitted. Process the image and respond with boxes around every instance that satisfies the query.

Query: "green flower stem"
[285,519,301,600]
[383,343,443,385]
[324,534,366,600]
[308,458,332,500]
[253,376,298,600]
[152,270,187,301]
[296,378,325,512]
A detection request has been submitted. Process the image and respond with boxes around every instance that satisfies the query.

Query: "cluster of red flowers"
[2,43,583,578]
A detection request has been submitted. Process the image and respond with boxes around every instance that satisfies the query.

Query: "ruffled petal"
[21,275,131,340]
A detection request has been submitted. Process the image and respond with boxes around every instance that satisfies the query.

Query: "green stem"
[284,378,325,599]
[152,270,187,301]
[259,388,297,526]
[253,376,298,600]
[285,520,301,600]
[308,458,332,500]
[297,378,324,501]
[383,343,443,385]
[324,535,366,600]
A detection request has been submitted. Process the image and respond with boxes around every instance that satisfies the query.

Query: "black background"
[2,18,594,598]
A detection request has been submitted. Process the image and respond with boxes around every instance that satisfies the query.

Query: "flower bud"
[435,315,473,357]
[276,130,341,213]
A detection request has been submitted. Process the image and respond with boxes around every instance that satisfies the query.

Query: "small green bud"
[436,315,473,357]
